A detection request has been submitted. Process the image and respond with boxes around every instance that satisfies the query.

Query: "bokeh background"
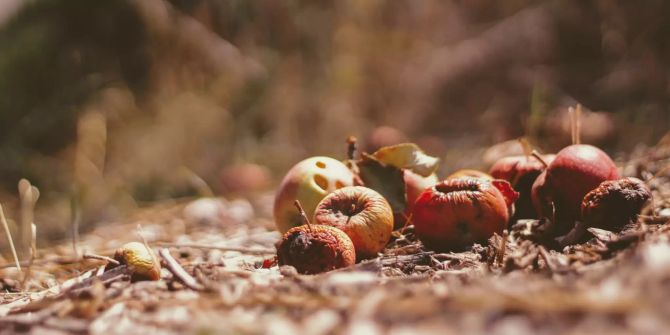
[0,0,669,243]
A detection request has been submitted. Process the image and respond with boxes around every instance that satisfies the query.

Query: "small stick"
[569,106,576,145]
[575,104,582,145]
[538,246,558,273]
[496,230,508,266]
[399,212,413,235]
[158,248,204,291]
[0,204,21,273]
[83,252,120,265]
[70,195,81,259]
[154,242,275,255]
[294,200,313,231]
[136,224,161,277]
[20,223,37,286]
[346,136,358,160]
[518,138,532,159]
[531,150,549,169]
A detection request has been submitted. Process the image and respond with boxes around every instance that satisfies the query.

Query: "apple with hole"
[531,144,619,234]
[412,177,513,251]
[314,186,393,259]
[273,157,355,233]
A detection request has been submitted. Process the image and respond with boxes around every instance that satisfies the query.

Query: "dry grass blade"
[158,248,204,291]
[0,204,21,273]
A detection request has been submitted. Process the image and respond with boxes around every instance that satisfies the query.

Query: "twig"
[154,242,275,255]
[83,252,120,265]
[531,150,549,169]
[70,195,81,259]
[294,200,312,231]
[346,136,358,160]
[136,224,161,278]
[538,246,558,273]
[496,230,508,266]
[0,204,21,273]
[158,248,204,291]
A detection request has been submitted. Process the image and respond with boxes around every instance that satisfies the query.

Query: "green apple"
[273,156,355,233]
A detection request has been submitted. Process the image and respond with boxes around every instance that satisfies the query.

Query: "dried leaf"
[371,143,439,177]
[357,154,406,214]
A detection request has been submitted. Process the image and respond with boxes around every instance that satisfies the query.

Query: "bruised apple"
[490,154,555,219]
[274,157,355,233]
[402,170,439,224]
[412,178,510,251]
[276,225,356,274]
[314,186,393,259]
[532,144,618,234]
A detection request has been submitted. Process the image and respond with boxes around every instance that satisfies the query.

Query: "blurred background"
[0,0,669,243]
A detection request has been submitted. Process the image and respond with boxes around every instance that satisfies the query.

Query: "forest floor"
[2,138,670,335]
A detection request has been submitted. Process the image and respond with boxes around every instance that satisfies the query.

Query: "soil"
[2,137,670,334]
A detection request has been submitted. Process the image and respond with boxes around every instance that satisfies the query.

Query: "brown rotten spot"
[581,177,652,231]
[277,225,356,275]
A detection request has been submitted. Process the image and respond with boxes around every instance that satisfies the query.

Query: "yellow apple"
[273,156,355,233]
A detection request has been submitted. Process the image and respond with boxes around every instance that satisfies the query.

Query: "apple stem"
[518,137,532,160]
[346,136,358,160]
[575,104,582,145]
[531,150,549,169]
[569,105,582,145]
[293,200,313,231]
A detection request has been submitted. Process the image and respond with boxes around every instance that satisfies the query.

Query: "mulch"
[2,137,670,334]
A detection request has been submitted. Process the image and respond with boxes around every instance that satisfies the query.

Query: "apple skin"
[273,157,355,234]
[489,154,555,219]
[400,170,439,226]
[313,186,394,259]
[532,145,619,234]
[276,224,356,274]
[412,177,509,251]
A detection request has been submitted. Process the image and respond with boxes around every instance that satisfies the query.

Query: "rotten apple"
[489,153,555,219]
[532,144,619,234]
[276,224,356,274]
[412,177,511,251]
[274,156,355,233]
[581,177,652,231]
[313,186,393,259]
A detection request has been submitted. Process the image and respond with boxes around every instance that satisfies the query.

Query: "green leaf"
[357,153,406,214]
[371,143,439,177]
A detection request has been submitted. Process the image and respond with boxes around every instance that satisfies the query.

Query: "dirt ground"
[1,137,670,335]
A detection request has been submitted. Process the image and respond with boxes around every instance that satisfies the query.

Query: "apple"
[581,177,652,231]
[274,157,355,233]
[314,186,393,259]
[412,177,510,251]
[531,144,619,234]
[276,224,356,274]
[398,170,440,226]
[489,154,555,219]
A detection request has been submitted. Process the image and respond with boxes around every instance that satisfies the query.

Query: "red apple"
[274,157,355,233]
[400,170,439,227]
[276,224,356,274]
[412,178,510,251]
[314,186,394,259]
[532,144,619,234]
[489,154,555,219]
